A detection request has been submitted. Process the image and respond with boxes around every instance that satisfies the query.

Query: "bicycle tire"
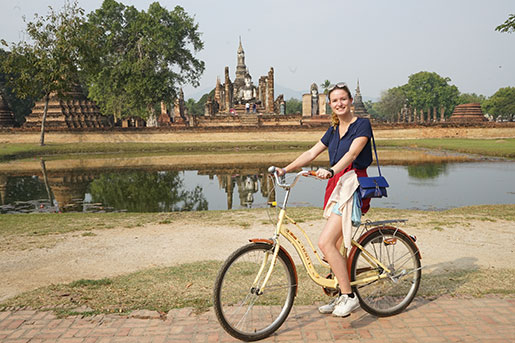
[213,242,297,341]
[350,227,421,317]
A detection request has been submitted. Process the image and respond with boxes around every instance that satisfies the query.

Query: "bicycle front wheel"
[213,242,297,341]
[351,228,421,317]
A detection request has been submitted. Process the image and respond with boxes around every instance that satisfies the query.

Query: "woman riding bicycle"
[277,82,373,317]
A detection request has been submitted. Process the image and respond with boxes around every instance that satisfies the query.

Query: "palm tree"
[320,80,331,95]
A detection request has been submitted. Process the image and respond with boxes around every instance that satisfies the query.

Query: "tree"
[375,86,406,122]
[457,93,487,105]
[404,71,459,119]
[184,89,214,116]
[0,0,87,145]
[483,87,515,121]
[363,100,380,120]
[85,0,205,121]
[496,14,515,33]
[320,80,331,95]
[285,98,302,114]
[0,49,35,125]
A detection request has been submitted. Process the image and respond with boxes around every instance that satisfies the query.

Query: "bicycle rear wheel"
[213,242,296,341]
[351,227,421,317]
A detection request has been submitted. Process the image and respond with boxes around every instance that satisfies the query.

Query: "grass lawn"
[1,138,514,161]
[0,141,313,162]
[1,261,513,317]
[381,138,515,158]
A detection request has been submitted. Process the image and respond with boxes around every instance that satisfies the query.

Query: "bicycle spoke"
[351,229,421,317]
[214,243,296,341]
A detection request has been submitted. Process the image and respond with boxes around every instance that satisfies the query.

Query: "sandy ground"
[1,126,515,144]
[1,215,513,302]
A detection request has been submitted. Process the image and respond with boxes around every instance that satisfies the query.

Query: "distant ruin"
[0,92,16,128]
[448,103,487,123]
[204,38,283,116]
[23,85,112,129]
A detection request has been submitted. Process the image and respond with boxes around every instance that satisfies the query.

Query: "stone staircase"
[237,114,259,126]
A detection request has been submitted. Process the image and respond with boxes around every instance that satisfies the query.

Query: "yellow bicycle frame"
[253,207,393,294]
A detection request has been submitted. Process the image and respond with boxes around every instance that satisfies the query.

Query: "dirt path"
[1,215,513,302]
[1,126,515,144]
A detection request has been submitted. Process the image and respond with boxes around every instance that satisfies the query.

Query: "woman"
[278,82,373,317]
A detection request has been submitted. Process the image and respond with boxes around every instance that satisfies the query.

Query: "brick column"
[266,67,274,113]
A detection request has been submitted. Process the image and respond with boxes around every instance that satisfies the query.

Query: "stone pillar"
[224,67,232,111]
[440,107,445,122]
[432,107,437,122]
[266,67,274,113]
[214,77,221,107]
[160,102,167,117]
[204,96,212,116]
[302,94,311,117]
[173,98,181,121]
[319,95,327,115]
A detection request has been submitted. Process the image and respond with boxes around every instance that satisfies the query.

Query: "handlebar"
[268,166,318,190]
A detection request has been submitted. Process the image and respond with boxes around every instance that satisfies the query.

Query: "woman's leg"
[318,213,351,294]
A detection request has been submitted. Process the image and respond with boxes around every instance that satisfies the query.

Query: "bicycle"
[213,167,422,341]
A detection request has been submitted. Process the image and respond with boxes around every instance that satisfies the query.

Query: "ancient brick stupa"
[351,79,370,119]
[24,84,112,129]
[448,103,487,123]
[0,92,16,128]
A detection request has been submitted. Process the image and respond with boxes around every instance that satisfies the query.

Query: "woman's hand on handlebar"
[276,167,287,176]
[316,168,333,179]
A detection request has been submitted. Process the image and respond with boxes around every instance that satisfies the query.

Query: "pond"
[0,160,513,214]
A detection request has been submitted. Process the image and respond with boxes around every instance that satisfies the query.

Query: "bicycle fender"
[346,226,422,279]
[249,238,298,295]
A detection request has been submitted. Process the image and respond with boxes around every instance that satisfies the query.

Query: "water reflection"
[0,160,513,213]
[406,163,448,179]
[89,170,207,212]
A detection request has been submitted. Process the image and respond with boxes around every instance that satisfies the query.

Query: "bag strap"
[371,131,382,177]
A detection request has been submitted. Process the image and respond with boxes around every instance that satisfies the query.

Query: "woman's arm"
[316,136,369,179]
[279,141,327,175]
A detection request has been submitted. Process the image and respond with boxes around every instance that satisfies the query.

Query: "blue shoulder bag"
[358,132,389,199]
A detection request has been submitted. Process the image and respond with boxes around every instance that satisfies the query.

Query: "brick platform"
[0,296,513,342]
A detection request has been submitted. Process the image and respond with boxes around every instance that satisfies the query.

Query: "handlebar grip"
[307,170,317,176]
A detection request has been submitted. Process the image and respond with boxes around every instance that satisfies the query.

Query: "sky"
[0,0,514,101]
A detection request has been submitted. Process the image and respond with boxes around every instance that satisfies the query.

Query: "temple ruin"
[205,38,281,116]
[448,103,487,123]
[0,92,16,128]
[351,80,370,119]
[302,83,327,117]
[23,84,113,129]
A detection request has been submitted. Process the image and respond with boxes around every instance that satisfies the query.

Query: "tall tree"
[483,87,515,121]
[85,0,205,121]
[375,86,406,122]
[404,71,459,119]
[0,0,87,145]
[496,14,515,33]
[457,93,487,105]
[285,98,302,114]
[0,49,35,125]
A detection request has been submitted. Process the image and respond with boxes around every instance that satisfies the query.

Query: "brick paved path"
[1,296,513,342]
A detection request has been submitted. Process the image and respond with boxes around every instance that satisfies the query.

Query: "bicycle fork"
[250,209,287,295]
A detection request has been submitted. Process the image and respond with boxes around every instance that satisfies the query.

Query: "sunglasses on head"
[327,82,348,93]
